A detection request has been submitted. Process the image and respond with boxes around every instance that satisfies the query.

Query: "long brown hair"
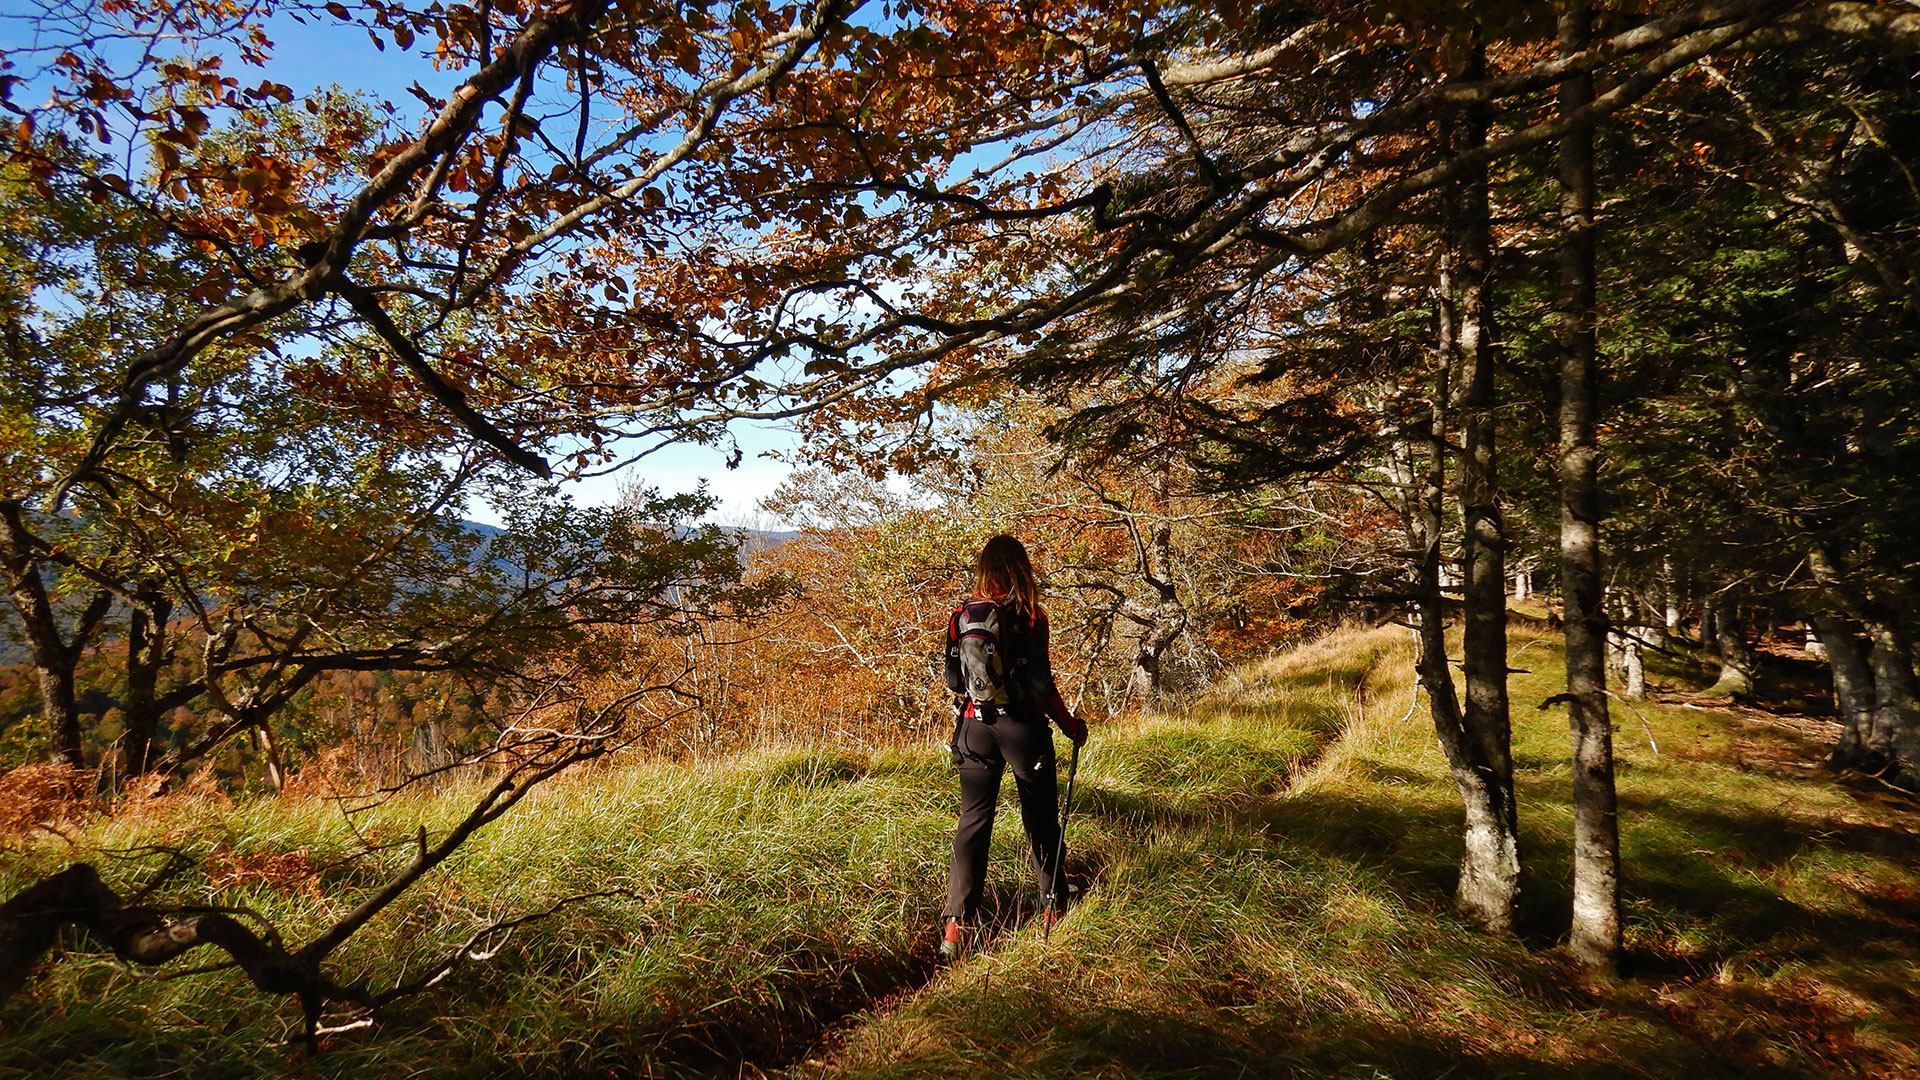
[973,534,1040,616]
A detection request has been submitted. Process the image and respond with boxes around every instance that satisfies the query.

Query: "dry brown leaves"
[204,846,323,898]
[281,741,366,801]
[0,762,96,847]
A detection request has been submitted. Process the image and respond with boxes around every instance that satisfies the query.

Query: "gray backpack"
[944,598,1033,719]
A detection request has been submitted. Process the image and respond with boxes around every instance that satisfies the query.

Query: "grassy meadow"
[2,623,1917,1078]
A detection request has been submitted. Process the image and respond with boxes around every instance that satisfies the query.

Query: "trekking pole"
[1044,738,1081,942]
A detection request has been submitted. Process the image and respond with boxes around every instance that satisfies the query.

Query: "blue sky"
[555,424,806,530]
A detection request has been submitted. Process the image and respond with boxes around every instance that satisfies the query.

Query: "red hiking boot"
[937,917,964,961]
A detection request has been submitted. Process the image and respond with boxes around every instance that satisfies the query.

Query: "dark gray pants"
[942,712,1062,920]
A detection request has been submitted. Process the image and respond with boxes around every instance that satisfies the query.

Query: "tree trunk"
[1662,556,1683,638]
[1452,41,1519,933]
[1616,595,1646,700]
[1620,637,1646,699]
[120,589,174,780]
[1557,0,1619,971]
[1422,177,1519,933]
[1865,620,1920,788]
[1700,599,1718,653]
[0,502,116,768]
[20,592,111,768]
[1815,616,1877,771]
[1708,597,1757,700]
[1125,472,1186,711]
[1605,591,1626,674]
[255,724,288,793]
[1,862,373,1049]
[1124,596,1184,710]
[36,665,85,767]
[1803,621,1827,660]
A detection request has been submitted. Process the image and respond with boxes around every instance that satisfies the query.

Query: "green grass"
[3,624,1917,1078]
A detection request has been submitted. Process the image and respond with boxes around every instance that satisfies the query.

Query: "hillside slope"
[2,624,1917,1079]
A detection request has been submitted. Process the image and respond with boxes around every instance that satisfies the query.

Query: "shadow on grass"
[892,1001,1759,1080]
[486,938,945,1079]
[1256,1015,1751,1080]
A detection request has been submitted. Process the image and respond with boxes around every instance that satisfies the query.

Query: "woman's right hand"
[1059,713,1088,746]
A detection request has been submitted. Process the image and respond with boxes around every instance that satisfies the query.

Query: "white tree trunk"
[1620,629,1646,699]
[1802,621,1826,660]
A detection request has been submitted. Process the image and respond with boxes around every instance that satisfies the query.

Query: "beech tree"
[0,144,755,778]
[0,0,885,777]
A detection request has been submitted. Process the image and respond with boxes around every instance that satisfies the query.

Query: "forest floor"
[3,621,1918,1079]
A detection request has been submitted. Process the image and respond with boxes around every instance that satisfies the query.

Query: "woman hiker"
[939,534,1088,960]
